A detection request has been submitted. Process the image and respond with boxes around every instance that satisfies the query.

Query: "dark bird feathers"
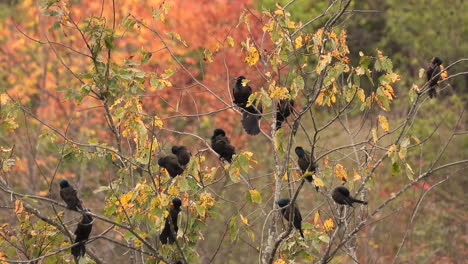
[241,105,262,135]
[295,147,319,191]
[160,198,182,245]
[211,129,236,163]
[158,155,184,178]
[277,198,304,238]
[71,209,93,259]
[332,186,367,207]
[276,99,294,129]
[233,76,252,108]
[171,145,191,167]
[426,57,443,98]
[59,179,83,211]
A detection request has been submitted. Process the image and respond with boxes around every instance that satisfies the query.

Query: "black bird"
[211,129,236,163]
[295,147,319,191]
[276,99,294,129]
[71,209,93,259]
[332,186,368,207]
[59,179,83,211]
[277,198,304,238]
[160,198,182,245]
[158,155,184,178]
[171,145,191,167]
[426,57,443,98]
[233,76,252,108]
[241,104,263,135]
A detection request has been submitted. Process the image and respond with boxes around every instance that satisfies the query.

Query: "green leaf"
[318,234,330,243]
[246,189,262,204]
[274,128,286,155]
[229,216,239,242]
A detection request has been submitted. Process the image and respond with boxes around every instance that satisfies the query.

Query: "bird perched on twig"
[160,198,182,245]
[295,146,319,191]
[233,76,262,135]
[276,99,294,130]
[171,145,191,167]
[277,198,304,238]
[211,128,236,163]
[59,179,83,211]
[71,209,93,259]
[426,57,443,98]
[332,186,367,207]
[158,155,184,178]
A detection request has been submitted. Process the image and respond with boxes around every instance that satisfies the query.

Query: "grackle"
[211,128,236,163]
[171,145,191,167]
[332,186,367,207]
[241,104,262,135]
[59,179,83,211]
[233,76,252,108]
[276,99,294,129]
[160,198,182,245]
[158,155,184,178]
[71,209,93,259]
[426,57,443,98]
[277,198,304,238]
[295,146,319,191]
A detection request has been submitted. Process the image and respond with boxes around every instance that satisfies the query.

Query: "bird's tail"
[428,87,437,98]
[71,242,86,259]
[299,228,304,238]
[351,198,368,205]
[241,112,261,135]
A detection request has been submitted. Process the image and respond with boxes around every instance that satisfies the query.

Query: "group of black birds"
[56,59,443,258]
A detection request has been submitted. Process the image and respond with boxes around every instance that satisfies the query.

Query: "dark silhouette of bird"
[233,76,262,135]
[211,129,236,163]
[233,76,252,108]
[241,104,262,135]
[277,198,304,238]
[295,146,319,191]
[426,57,443,98]
[171,145,191,167]
[276,99,294,129]
[71,209,93,259]
[59,179,83,211]
[158,155,184,178]
[332,186,367,207]
[160,198,182,245]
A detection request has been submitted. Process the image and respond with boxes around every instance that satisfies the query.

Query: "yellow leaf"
[314,177,325,187]
[226,36,235,47]
[313,211,320,225]
[353,171,361,181]
[387,144,397,156]
[274,9,284,15]
[440,65,448,79]
[418,68,425,79]
[323,218,334,231]
[273,259,287,264]
[262,20,275,32]
[357,88,365,102]
[245,47,259,66]
[249,189,262,204]
[295,35,303,49]
[315,91,325,105]
[378,115,389,132]
[286,20,295,29]
[240,214,249,226]
[14,200,24,215]
[335,164,348,182]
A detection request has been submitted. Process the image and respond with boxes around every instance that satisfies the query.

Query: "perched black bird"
[59,179,83,211]
[295,147,319,190]
[241,104,263,135]
[332,186,368,207]
[426,57,443,98]
[159,198,182,245]
[233,76,252,108]
[276,99,294,129]
[211,129,236,163]
[158,155,184,178]
[71,209,93,259]
[171,145,191,167]
[277,198,304,238]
